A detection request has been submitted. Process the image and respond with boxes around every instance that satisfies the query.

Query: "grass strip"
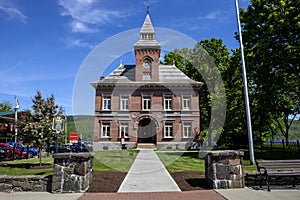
[156,151,205,173]
[93,149,139,172]
[0,156,54,176]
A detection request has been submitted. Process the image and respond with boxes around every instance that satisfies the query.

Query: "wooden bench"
[256,160,300,191]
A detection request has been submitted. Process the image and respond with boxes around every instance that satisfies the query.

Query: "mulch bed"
[87,171,210,193]
[88,172,127,193]
[171,171,211,191]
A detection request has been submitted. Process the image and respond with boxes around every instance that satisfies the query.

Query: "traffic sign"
[70,132,78,143]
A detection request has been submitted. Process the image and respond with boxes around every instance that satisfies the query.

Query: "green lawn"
[93,149,139,172]
[243,148,300,172]
[157,149,300,173]
[0,156,54,176]
[156,151,205,173]
[0,149,139,175]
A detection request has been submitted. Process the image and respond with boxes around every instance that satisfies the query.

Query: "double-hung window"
[103,96,111,110]
[183,96,191,110]
[143,96,151,110]
[164,122,173,138]
[121,96,129,110]
[120,123,129,138]
[164,96,173,110]
[183,122,192,138]
[102,123,110,138]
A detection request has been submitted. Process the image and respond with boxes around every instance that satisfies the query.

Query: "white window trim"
[164,95,173,111]
[142,95,151,111]
[101,122,111,138]
[120,96,129,110]
[164,122,174,138]
[182,122,193,138]
[182,95,191,110]
[102,95,111,110]
[119,122,129,138]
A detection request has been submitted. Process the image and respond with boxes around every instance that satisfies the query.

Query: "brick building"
[91,13,203,150]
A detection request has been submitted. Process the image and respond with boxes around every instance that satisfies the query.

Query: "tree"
[218,48,248,147]
[164,38,228,147]
[0,101,13,112]
[17,90,64,165]
[240,0,300,144]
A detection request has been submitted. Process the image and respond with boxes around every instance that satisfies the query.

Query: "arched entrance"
[138,117,156,144]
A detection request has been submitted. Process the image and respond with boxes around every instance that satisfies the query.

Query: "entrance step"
[137,143,157,150]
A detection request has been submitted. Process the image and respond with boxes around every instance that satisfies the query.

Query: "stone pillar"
[52,153,94,193]
[205,150,244,189]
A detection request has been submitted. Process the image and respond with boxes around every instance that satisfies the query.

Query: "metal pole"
[56,131,59,153]
[14,109,18,142]
[234,0,255,164]
[64,116,67,144]
[14,96,19,143]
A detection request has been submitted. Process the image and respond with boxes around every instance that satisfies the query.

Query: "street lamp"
[14,96,20,142]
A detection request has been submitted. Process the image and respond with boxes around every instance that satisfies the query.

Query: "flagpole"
[234,0,255,164]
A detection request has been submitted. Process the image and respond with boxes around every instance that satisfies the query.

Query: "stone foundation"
[93,141,191,150]
[205,150,244,189]
[156,142,191,150]
[52,153,94,193]
[93,142,137,150]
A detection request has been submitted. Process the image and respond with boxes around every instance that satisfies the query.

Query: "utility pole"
[234,0,255,164]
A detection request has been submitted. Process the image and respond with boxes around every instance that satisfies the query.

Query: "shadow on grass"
[1,163,52,169]
[160,151,200,158]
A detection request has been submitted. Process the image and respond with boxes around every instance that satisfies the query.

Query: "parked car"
[7,142,38,158]
[71,143,89,152]
[0,143,26,160]
[46,143,89,154]
[46,144,71,154]
[0,146,9,160]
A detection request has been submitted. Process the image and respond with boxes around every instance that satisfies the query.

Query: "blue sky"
[0,0,250,115]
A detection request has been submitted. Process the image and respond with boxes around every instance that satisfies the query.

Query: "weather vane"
[144,1,151,14]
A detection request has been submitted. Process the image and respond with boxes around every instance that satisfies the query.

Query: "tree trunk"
[39,148,42,166]
[285,134,289,145]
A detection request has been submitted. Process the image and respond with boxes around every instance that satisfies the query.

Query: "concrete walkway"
[117,149,181,193]
[0,192,83,200]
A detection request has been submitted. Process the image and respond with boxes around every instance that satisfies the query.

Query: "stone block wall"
[0,175,50,192]
[205,150,244,189]
[52,153,94,193]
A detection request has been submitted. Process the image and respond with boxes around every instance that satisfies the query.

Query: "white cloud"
[198,11,221,20]
[57,0,129,33]
[0,2,27,23]
[64,37,95,49]
[71,21,96,33]
[197,10,232,24]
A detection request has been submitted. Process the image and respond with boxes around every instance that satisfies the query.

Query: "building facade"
[92,14,203,150]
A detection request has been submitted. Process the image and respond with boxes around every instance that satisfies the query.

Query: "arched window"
[143,60,151,68]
